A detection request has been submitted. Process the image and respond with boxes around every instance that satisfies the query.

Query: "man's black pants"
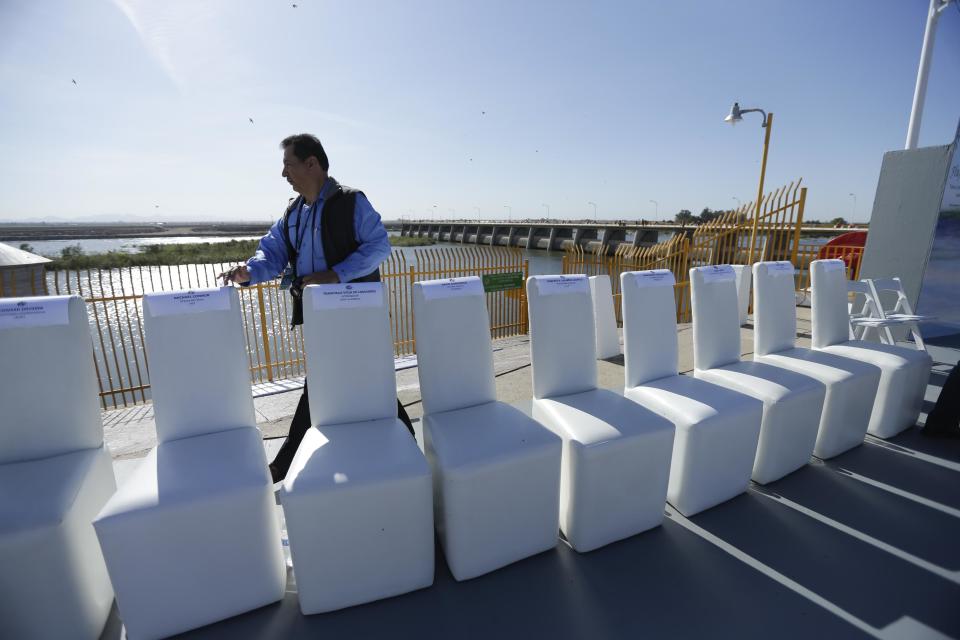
[270,382,416,477]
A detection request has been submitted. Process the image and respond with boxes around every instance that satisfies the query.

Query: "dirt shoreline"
[0,223,272,242]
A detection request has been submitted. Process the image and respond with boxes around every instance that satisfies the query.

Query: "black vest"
[282,183,382,326]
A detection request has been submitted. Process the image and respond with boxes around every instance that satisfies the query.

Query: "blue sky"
[0,0,957,223]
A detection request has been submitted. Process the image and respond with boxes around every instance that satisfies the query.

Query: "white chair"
[620,270,763,517]
[527,274,674,552]
[691,265,826,485]
[281,282,433,613]
[811,260,932,439]
[0,295,116,640]
[867,277,931,350]
[752,262,881,459]
[93,287,286,640]
[847,279,894,342]
[731,264,752,326]
[414,276,561,578]
[589,275,620,359]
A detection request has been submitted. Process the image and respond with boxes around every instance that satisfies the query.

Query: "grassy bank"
[45,236,435,270]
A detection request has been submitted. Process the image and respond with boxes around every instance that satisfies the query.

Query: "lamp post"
[542,203,550,218]
[906,0,952,150]
[725,101,773,264]
[504,205,512,223]
[474,206,480,219]
[588,201,597,219]
[732,196,741,209]
[432,204,438,221]
[649,199,658,219]
[848,193,856,221]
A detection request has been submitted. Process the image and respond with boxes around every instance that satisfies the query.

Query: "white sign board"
[310,282,384,310]
[819,259,846,273]
[419,276,484,300]
[766,261,797,277]
[533,274,590,296]
[696,265,735,283]
[0,296,70,329]
[629,269,675,288]
[147,287,232,317]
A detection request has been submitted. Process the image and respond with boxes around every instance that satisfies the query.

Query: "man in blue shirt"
[220,133,413,482]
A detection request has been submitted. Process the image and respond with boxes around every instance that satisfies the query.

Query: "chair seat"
[534,388,674,446]
[426,401,561,470]
[0,446,110,535]
[697,360,824,406]
[96,426,270,520]
[284,418,430,493]
[626,373,761,428]
[757,347,880,386]
[821,340,931,369]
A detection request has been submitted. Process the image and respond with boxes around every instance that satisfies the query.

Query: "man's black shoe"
[269,463,287,484]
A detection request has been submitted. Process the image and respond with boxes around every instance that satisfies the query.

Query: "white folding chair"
[621,270,763,517]
[811,260,932,439]
[867,277,931,350]
[94,288,286,640]
[0,295,116,640]
[752,262,881,459]
[847,279,894,342]
[527,274,675,552]
[414,276,561,579]
[281,282,433,613]
[691,265,826,485]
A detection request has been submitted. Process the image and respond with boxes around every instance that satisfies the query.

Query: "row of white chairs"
[0,259,931,639]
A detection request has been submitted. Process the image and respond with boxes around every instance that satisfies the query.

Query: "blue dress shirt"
[245,177,391,285]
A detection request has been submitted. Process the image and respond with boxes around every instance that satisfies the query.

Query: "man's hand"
[300,270,340,286]
[218,265,251,285]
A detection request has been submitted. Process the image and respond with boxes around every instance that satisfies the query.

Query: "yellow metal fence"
[46,247,528,409]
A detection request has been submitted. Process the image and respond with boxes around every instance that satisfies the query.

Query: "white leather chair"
[527,274,674,552]
[691,265,826,485]
[620,270,763,517]
[281,283,433,613]
[811,260,932,439]
[589,275,620,359]
[752,262,881,458]
[414,276,561,578]
[0,295,116,640]
[93,287,286,640]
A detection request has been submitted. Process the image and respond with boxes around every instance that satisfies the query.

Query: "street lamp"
[474,206,480,219]
[848,193,856,221]
[649,199,658,219]
[432,204,437,221]
[588,201,597,219]
[542,203,550,218]
[732,196,741,209]
[504,205,512,223]
[725,101,773,264]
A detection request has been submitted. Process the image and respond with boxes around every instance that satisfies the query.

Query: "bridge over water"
[391,220,862,254]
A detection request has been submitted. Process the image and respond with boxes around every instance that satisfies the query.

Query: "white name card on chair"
[420,276,484,300]
[820,259,846,272]
[696,265,735,283]
[630,269,675,288]
[147,287,231,317]
[532,274,589,296]
[767,261,797,277]
[0,296,70,329]
[310,282,384,310]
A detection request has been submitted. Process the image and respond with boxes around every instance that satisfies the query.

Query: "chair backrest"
[0,295,102,464]
[589,275,620,359]
[690,265,741,371]
[810,259,851,349]
[526,274,597,399]
[142,287,255,443]
[302,282,397,426]
[752,261,798,357]
[413,277,496,415]
[866,277,926,349]
[620,269,679,387]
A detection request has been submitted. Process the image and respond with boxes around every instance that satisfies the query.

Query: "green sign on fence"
[482,271,524,292]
